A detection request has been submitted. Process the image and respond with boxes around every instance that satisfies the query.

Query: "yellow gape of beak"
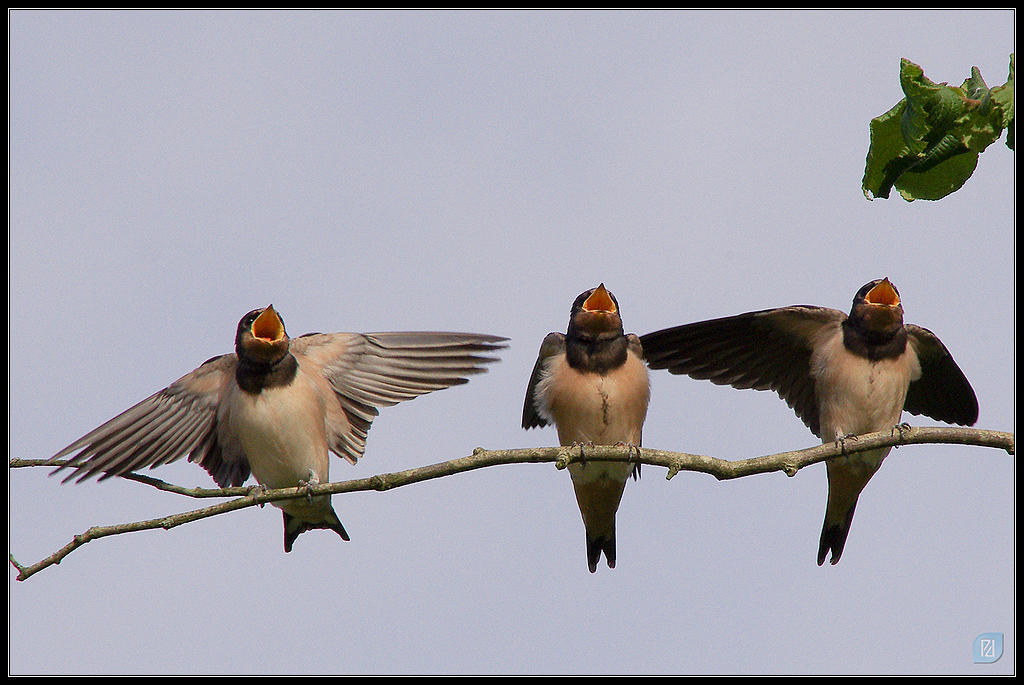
[866,278,900,307]
[252,305,286,342]
[583,283,617,313]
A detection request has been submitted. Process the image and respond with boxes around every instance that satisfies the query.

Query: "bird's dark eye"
[240,310,262,329]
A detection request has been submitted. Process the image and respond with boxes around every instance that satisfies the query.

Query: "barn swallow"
[523,284,651,572]
[48,305,507,552]
[640,278,978,565]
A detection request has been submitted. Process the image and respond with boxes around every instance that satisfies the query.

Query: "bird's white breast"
[225,369,331,491]
[811,331,920,442]
[537,351,650,448]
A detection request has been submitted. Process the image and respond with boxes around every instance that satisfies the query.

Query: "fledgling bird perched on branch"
[48,305,507,552]
[523,284,651,572]
[640,278,978,565]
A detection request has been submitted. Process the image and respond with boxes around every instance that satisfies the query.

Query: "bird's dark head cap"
[570,283,624,337]
[236,305,290,362]
[851,278,904,334]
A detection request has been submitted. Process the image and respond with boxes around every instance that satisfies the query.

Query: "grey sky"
[9,10,1015,675]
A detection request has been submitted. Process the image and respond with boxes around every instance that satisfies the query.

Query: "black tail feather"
[283,511,350,553]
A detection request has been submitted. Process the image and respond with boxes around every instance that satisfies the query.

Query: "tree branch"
[9,425,1013,581]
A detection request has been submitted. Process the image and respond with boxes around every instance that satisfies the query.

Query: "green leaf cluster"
[862,55,1014,201]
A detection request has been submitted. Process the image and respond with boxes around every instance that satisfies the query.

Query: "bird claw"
[299,469,320,503]
[571,441,595,466]
[834,432,858,455]
[891,422,912,448]
[616,442,643,480]
[246,483,269,507]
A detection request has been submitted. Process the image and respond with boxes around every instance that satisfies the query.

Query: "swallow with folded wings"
[48,305,507,552]
[523,284,651,572]
[640,278,978,565]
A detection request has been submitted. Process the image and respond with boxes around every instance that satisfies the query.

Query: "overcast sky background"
[8,10,1015,675]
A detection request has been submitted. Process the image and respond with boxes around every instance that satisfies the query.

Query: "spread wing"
[640,306,845,438]
[47,353,239,484]
[904,324,979,426]
[48,330,506,486]
[292,331,507,464]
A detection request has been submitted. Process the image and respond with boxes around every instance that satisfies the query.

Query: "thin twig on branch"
[9,425,1013,581]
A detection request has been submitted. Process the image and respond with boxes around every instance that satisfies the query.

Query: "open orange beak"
[252,305,286,342]
[582,283,617,313]
[866,278,900,307]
